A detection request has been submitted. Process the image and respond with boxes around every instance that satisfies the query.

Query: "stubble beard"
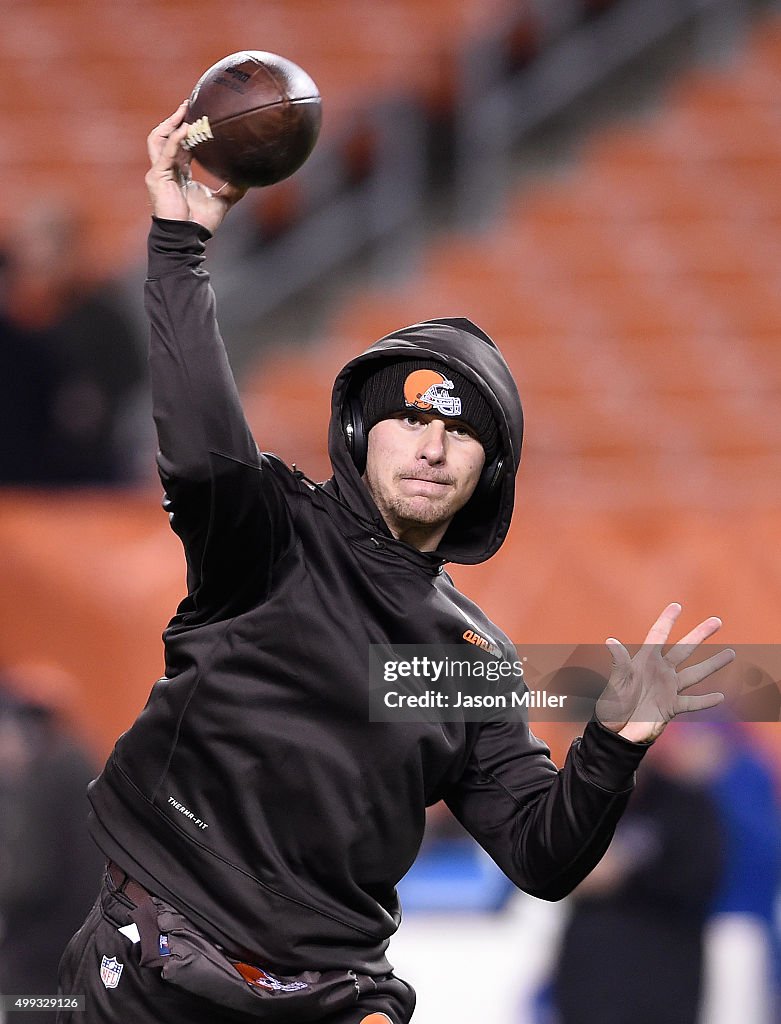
[370,469,463,535]
[382,492,456,530]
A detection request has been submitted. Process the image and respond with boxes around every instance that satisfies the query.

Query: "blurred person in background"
[0,201,148,485]
[659,721,781,1024]
[0,247,61,484]
[0,665,104,1023]
[549,739,723,1024]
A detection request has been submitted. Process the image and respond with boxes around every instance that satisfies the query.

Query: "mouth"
[400,476,453,494]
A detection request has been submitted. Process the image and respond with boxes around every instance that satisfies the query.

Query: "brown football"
[184,51,322,188]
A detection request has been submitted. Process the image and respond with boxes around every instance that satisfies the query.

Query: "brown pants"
[56,870,415,1024]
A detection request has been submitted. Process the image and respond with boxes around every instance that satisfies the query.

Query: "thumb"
[605,637,631,670]
[210,181,248,207]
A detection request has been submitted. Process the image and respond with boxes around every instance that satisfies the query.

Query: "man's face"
[363,411,486,549]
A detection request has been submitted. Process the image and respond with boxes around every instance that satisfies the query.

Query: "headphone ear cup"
[342,395,368,474]
[474,455,504,500]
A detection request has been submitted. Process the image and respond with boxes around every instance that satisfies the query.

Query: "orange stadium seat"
[0,0,527,279]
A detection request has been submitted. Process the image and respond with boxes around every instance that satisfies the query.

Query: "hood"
[326,317,523,565]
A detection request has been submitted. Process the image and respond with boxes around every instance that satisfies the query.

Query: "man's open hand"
[596,603,735,743]
[145,103,246,233]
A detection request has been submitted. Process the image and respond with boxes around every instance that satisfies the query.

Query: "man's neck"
[384,517,449,552]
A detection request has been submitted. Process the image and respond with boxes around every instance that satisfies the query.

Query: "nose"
[416,419,446,463]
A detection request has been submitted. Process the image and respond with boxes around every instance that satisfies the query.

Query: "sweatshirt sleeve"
[145,217,293,613]
[444,716,651,901]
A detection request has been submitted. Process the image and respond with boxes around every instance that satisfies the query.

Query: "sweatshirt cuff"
[148,217,213,278]
[574,716,652,793]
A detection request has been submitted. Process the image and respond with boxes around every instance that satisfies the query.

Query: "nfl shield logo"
[100,955,124,989]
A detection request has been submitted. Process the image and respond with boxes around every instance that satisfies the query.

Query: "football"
[184,51,322,188]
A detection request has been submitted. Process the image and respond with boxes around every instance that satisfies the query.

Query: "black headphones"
[342,395,506,499]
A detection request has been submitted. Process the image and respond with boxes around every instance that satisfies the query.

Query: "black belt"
[106,860,257,977]
[105,860,250,970]
[107,860,154,908]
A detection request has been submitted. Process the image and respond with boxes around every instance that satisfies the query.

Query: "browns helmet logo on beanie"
[403,368,461,417]
[358,358,499,463]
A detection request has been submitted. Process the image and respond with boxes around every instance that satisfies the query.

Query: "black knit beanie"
[358,358,499,464]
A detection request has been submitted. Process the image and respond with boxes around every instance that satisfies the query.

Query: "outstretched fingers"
[677,691,726,714]
[666,616,725,667]
[642,602,682,648]
[676,647,735,691]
